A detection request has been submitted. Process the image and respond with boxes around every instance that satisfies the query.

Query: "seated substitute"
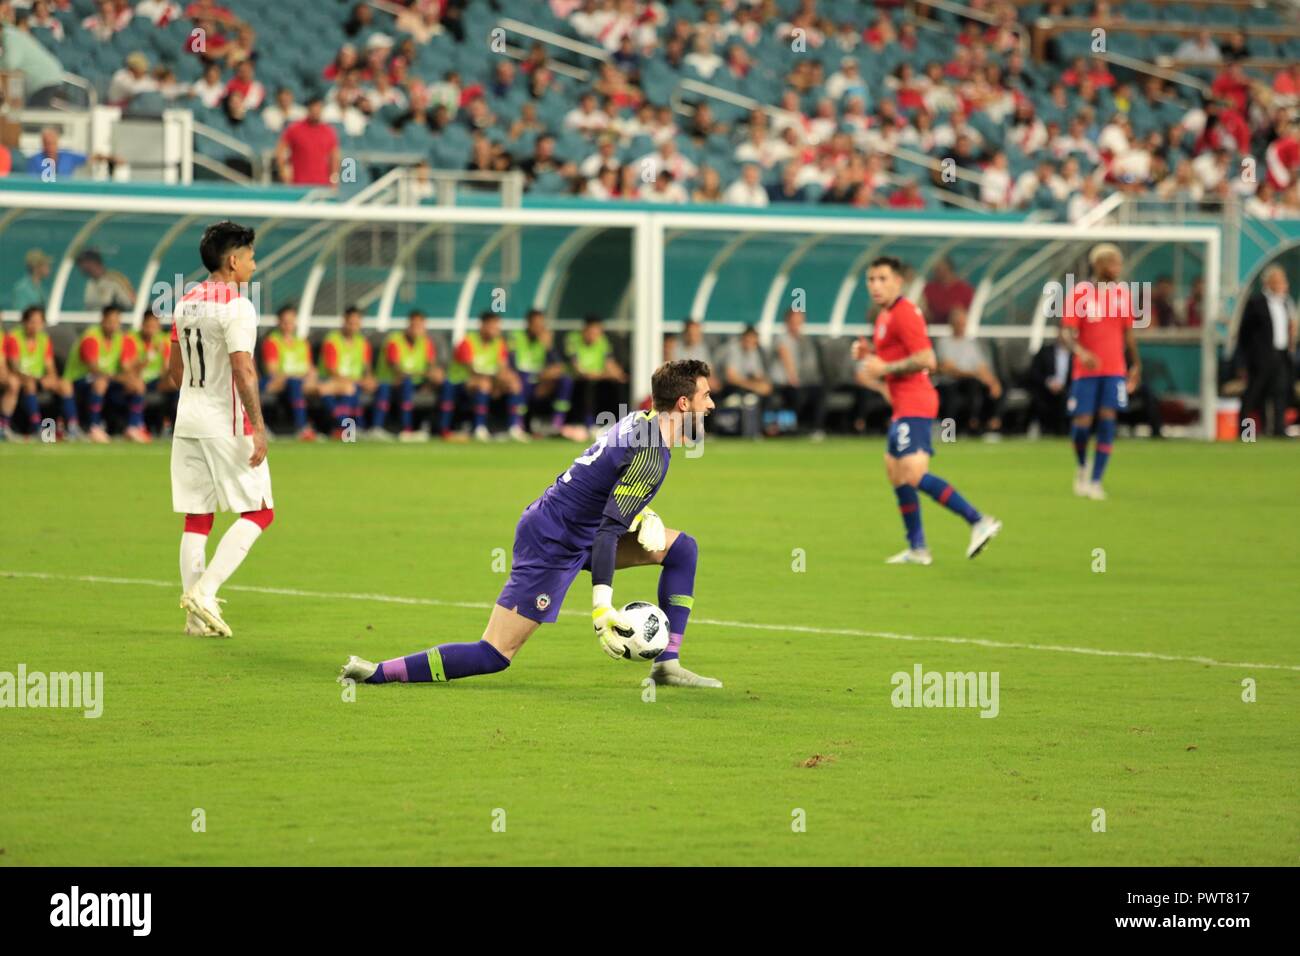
[771,308,827,439]
[440,311,527,442]
[565,314,628,437]
[131,310,179,436]
[934,305,1004,435]
[261,304,318,441]
[511,308,575,436]
[317,305,377,440]
[720,324,774,437]
[374,309,444,441]
[63,304,150,443]
[2,306,82,441]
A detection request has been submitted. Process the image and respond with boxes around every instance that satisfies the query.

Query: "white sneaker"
[507,424,530,443]
[650,659,722,688]
[367,427,395,442]
[473,424,491,442]
[180,589,233,638]
[1073,466,1089,497]
[184,612,222,638]
[398,429,428,443]
[967,515,1002,559]
[337,655,378,684]
[1085,481,1107,501]
[885,547,933,565]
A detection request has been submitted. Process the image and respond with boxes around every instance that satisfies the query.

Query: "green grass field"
[1,437,1296,866]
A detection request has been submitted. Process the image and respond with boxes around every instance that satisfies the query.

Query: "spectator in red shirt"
[183,1,237,27]
[1197,101,1251,155]
[923,258,975,325]
[224,58,264,110]
[276,97,341,186]
[1211,63,1251,115]
[186,18,230,64]
[323,44,360,83]
[1265,119,1300,190]
[888,178,927,210]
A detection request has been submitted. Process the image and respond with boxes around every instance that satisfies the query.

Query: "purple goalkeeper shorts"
[496,502,589,624]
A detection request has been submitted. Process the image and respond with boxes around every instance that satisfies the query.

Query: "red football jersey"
[1061,281,1132,379]
[873,296,939,419]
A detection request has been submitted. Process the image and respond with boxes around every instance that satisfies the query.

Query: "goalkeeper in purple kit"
[339,359,722,688]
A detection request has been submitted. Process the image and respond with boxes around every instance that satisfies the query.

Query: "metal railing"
[1093,51,1211,96]
[58,71,98,109]
[192,120,261,182]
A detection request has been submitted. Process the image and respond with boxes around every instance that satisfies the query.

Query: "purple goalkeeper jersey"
[527,409,671,557]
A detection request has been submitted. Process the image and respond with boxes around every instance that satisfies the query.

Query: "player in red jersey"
[1061,243,1141,501]
[854,257,1001,565]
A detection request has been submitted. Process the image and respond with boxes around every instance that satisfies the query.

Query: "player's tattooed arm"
[883,347,936,377]
[229,352,265,428]
[230,351,269,466]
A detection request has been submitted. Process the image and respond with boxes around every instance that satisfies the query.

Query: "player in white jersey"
[168,221,274,638]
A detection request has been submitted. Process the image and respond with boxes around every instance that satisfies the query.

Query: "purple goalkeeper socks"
[655,533,698,662]
[366,640,510,683]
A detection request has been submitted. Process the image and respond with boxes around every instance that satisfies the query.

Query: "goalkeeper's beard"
[681,410,706,445]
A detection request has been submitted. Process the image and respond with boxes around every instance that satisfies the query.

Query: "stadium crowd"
[1,1,1299,218]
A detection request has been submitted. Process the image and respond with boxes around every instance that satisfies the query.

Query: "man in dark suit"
[1026,335,1073,435]
[1236,266,1297,437]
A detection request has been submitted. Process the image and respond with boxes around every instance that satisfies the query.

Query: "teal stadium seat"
[125,91,167,118]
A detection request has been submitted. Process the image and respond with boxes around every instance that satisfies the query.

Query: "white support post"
[631,216,658,404]
[1201,230,1222,441]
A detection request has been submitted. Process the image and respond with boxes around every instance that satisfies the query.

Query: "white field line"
[4,569,1298,673]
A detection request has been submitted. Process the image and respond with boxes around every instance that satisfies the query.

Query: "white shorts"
[171,435,274,515]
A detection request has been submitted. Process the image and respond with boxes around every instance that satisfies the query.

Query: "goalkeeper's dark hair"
[199,220,256,273]
[652,359,711,412]
[869,255,905,275]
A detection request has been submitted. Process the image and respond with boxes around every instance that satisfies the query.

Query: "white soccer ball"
[617,601,670,661]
